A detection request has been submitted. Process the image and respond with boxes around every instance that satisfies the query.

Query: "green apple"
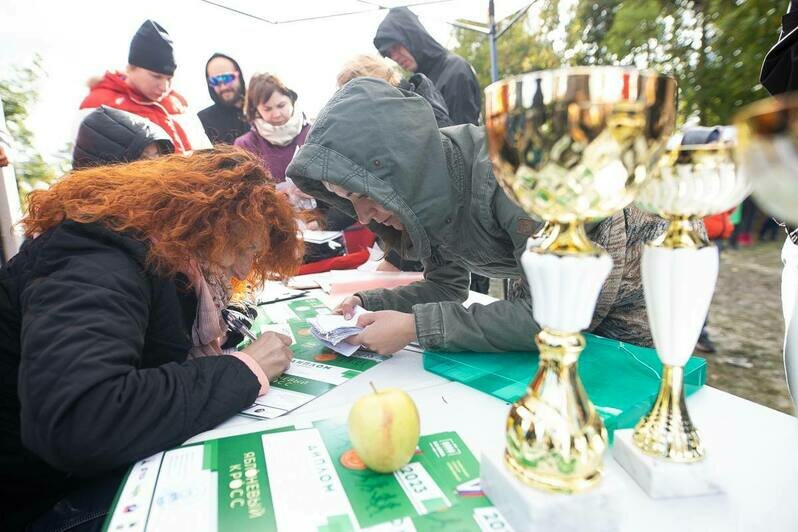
[347,384,421,473]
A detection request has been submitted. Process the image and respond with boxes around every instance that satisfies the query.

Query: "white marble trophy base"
[612,429,725,499]
[481,448,620,532]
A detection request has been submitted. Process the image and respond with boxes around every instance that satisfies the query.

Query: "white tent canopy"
[199,0,532,27]
[201,0,535,81]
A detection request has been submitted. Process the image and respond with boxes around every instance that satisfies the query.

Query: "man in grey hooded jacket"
[286,78,667,354]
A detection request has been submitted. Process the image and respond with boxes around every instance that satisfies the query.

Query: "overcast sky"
[0,0,534,162]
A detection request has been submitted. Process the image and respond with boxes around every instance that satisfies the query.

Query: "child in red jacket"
[78,20,209,153]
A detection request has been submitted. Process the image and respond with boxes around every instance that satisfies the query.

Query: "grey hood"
[286,77,456,260]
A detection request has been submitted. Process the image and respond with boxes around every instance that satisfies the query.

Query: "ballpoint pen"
[256,290,309,306]
[221,308,258,341]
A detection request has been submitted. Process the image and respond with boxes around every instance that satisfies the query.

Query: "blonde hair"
[336,55,401,88]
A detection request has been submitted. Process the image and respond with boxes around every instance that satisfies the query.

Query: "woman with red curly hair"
[0,146,303,530]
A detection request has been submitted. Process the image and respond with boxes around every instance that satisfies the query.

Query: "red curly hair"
[23,146,303,283]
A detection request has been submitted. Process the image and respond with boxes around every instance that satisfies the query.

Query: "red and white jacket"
[79,71,209,153]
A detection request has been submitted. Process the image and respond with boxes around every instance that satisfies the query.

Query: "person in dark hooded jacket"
[374,7,481,126]
[72,105,175,168]
[198,53,249,144]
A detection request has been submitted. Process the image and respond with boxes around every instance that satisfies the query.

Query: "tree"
[565,0,623,64]
[452,0,784,126]
[703,1,783,123]
[563,0,782,124]
[0,55,68,205]
[450,11,560,95]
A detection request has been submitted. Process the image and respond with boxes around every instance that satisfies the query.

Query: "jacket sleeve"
[408,203,666,352]
[446,69,481,126]
[17,249,260,475]
[356,251,471,313]
[413,297,539,352]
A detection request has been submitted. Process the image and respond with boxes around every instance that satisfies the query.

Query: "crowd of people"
[0,3,796,531]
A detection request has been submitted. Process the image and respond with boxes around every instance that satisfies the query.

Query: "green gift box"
[422,334,707,443]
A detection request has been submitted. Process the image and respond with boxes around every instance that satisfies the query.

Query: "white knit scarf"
[253,109,305,146]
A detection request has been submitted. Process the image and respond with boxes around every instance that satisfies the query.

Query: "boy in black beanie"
[128,19,176,78]
[78,19,210,153]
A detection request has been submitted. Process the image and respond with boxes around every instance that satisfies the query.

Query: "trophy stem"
[652,216,711,249]
[506,233,613,494]
[633,365,704,462]
[545,221,604,256]
[634,223,718,462]
[505,328,606,493]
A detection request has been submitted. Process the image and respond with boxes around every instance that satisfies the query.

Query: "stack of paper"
[307,306,367,356]
[301,230,344,244]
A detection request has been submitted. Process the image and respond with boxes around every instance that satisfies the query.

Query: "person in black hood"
[198,53,249,144]
[72,105,174,168]
[374,7,481,126]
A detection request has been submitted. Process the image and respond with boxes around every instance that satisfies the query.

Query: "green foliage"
[0,55,68,205]
[450,12,560,94]
[566,0,623,64]
[0,57,43,150]
[450,0,784,126]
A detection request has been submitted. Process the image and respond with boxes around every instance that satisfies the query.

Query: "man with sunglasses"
[199,53,249,145]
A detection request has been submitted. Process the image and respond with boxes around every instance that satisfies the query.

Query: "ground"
[490,236,795,415]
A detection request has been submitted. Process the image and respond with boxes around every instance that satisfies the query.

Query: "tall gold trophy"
[735,95,798,412]
[632,139,750,462]
[480,66,677,518]
[608,135,750,499]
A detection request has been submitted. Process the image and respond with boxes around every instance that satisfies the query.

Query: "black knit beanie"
[128,20,176,76]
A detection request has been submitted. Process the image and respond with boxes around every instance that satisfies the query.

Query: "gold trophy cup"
[633,139,750,462]
[735,94,798,227]
[484,67,678,493]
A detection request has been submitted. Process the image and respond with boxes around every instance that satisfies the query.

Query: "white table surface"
[189,291,798,532]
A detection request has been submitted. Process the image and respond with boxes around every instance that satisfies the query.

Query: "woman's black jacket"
[0,221,259,528]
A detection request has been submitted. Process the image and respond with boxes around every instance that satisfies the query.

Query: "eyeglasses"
[208,72,238,87]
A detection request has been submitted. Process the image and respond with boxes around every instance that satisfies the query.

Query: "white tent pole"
[0,120,22,264]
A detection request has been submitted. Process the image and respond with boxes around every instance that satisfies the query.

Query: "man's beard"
[219,87,243,107]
